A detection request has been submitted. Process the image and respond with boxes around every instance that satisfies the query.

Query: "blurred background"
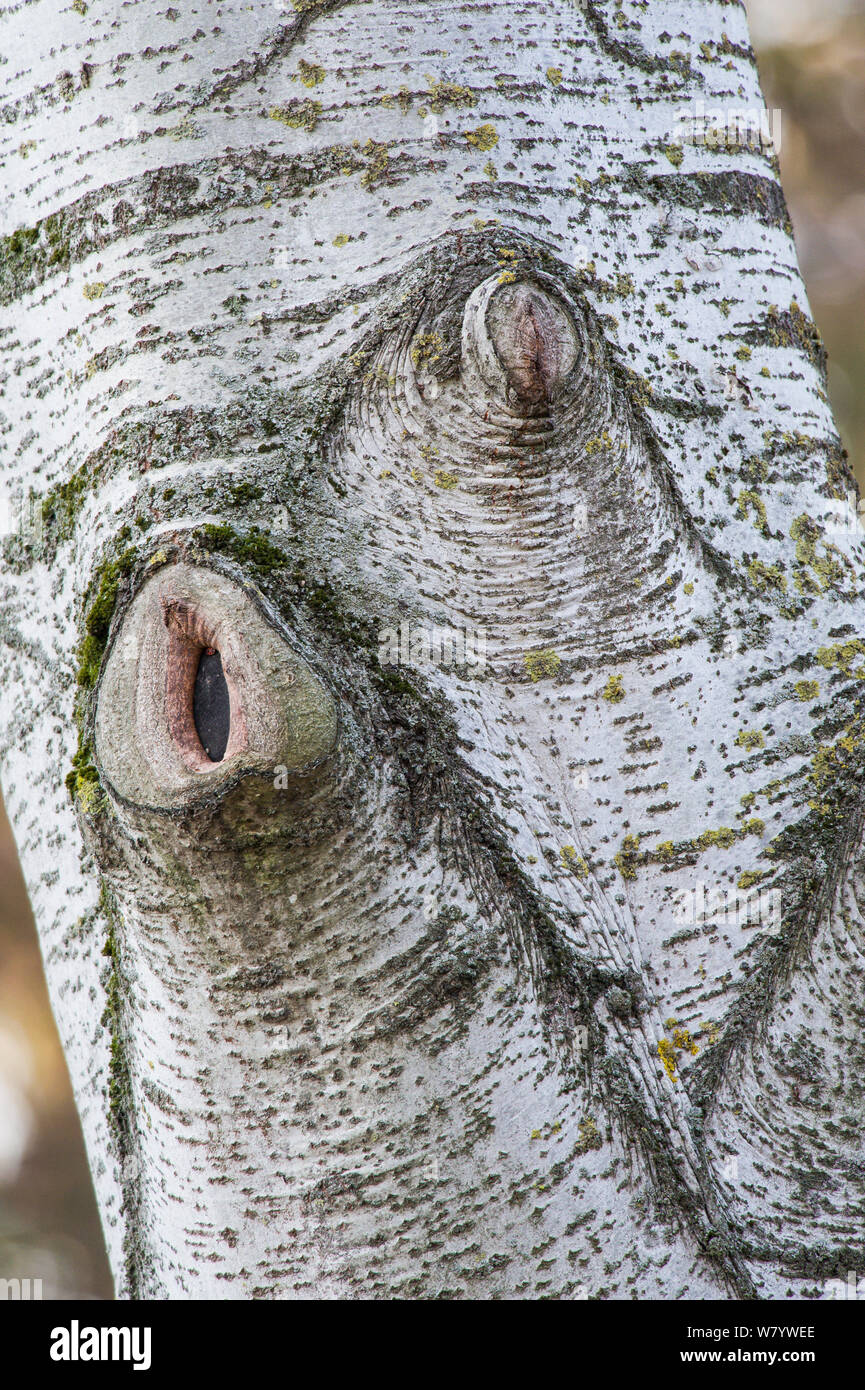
[746,0,865,486]
[1,0,864,1300]
[0,797,112,1297]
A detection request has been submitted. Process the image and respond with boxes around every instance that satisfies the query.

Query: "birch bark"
[1,0,863,1300]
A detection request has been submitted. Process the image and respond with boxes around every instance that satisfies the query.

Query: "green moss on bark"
[77,547,138,688]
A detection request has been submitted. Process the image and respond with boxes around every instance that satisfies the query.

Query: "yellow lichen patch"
[602,674,625,703]
[741,817,765,837]
[737,870,767,890]
[495,247,519,283]
[735,729,764,751]
[737,490,768,536]
[524,649,561,682]
[82,282,105,300]
[332,233,349,247]
[269,100,321,131]
[575,1116,602,1153]
[560,846,588,877]
[584,432,615,456]
[465,123,499,151]
[658,1017,699,1084]
[816,640,865,677]
[663,143,683,167]
[672,1027,699,1057]
[77,779,106,816]
[658,1037,678,1082]
[433,470,458,490]
[614,834,640,881]
[166,114,199,143]
[809,730,863,806]
[695,826,737,850]
[297,59,326,87]
[360,138,390,189]
[546,66,563,85]
[794,679,820,701]
[747,559,786,592]
[364,365,395,388]
[410,331,443,370]
[425,76,477,111]
[791,514,847,595]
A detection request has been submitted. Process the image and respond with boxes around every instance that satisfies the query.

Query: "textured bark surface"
[1,0,864,1299]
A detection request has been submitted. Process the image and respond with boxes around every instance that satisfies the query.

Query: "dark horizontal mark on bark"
[637,170,793,235]
[648,394,724,423]
[743,1235,865,1280]
[738,303,828,383]
[582,0,698,79]
[0,142,420,306]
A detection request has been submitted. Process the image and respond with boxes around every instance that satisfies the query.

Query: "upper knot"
[494,284,572,405]
[461,274,580,417]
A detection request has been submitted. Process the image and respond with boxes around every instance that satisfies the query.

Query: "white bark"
[1,0,863,1299]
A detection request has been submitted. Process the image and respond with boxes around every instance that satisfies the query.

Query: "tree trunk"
[1,0,863,1300]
